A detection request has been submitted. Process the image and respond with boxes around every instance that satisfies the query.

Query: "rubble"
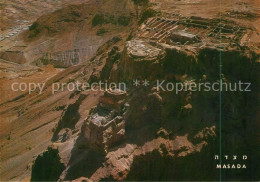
[126,39,164,60]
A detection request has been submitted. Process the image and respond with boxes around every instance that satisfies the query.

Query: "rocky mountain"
[0,0,260,181]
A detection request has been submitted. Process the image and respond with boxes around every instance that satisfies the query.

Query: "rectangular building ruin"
[85,89,127,153]
[170,31,200,44]
[0,46,27,64]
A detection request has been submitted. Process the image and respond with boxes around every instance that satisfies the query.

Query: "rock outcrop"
[111,39,166,81]
[71,6,259,181]
[1,0,260,181]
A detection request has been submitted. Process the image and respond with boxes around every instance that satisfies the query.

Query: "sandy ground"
[0,61,62,103]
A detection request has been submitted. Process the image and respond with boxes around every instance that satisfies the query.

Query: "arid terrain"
[0,0,260,181]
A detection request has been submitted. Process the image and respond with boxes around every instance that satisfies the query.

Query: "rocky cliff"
[0,0,259,181]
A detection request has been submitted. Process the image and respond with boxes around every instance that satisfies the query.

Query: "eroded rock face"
[24,2,259,181]
[66,12,260,181]
[87,126,216,181]
[125,89,164,129]
[114,39,166,81]
[66,26,258,182]
[52,94,87,142]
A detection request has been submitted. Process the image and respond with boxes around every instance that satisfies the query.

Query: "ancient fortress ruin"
[138,16,248,47]
[85,89,127,153]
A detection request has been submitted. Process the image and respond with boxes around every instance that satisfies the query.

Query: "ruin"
[85,89,127,153]
[0,46,27,64]
[138,16,248,48]
[39,37,106,67]
[0,24,30,42]
[73,37,106,62]
[41,49,80,68]
[170,31,200,44]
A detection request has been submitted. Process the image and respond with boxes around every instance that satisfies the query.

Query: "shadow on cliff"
[52,94,87,142]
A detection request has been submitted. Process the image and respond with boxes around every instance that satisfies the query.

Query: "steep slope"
[64,0,260,181]
[0,0,138,181]
[0,0,259,181]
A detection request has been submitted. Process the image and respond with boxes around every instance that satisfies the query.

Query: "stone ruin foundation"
[85,89,127,153]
